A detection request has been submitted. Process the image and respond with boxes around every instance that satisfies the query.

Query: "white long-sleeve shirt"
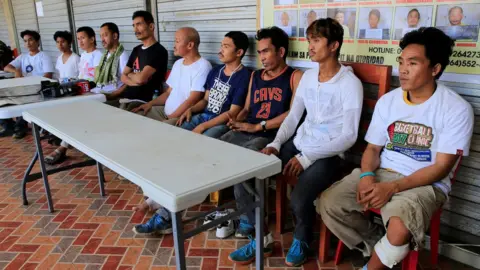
[267,65,363,169]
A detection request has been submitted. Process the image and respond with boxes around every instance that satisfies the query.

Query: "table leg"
[32,123,54,213]
[21,151,38,206]
[255,178,265,270]
[172,211,186,270]
[96,162,106,196]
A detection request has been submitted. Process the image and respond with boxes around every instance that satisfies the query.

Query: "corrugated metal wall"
[157,0,258,68]
[0,1,11,46]
[36,0,70,70]
[11,0,38,53]
[440,81,480,244]
[72,0,145,55]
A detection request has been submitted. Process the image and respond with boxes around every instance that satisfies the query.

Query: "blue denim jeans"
[180,113,229,139]
[234,139,340,243]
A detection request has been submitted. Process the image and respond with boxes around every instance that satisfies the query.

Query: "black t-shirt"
[121,42,168,102]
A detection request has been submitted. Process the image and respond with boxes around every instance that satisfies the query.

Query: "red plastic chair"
[332,157,463,270]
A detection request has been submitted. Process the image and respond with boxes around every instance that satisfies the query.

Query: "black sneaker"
[0,126,13,137]
[12,129,27,139]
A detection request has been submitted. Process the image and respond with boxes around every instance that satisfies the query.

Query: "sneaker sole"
[132,226,173,235]
[216,230,234,239]
[228,250,273,265]
[284,257,307,267]
[234,232,249,239]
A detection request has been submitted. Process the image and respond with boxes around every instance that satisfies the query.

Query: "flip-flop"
[44,149,67,165]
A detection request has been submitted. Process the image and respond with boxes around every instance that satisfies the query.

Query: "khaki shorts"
[318,168,447,253]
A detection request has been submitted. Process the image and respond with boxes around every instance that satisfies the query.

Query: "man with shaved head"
[132,26,212,125]
[130,26,212,233]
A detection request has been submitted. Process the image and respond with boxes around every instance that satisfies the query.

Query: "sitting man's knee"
[386,217,411,246]
[372,216,411,268]
[374,234,410,268]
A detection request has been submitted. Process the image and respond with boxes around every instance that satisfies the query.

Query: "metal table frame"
[24,123,267,269]
[21,123,106,213]
[170,178,265,270]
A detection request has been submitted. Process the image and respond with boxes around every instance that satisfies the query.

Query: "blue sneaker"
[234,219,254,238]
[285,238,309,267]
[228,235,273,265]
[132,213,173,235]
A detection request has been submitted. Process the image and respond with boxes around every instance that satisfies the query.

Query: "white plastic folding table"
[22,100,281,270]
[0,88,106,209]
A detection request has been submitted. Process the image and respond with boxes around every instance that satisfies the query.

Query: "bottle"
[152,89,159,100]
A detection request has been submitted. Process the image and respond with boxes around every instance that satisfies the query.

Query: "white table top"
[0,94,106,118]
[0,76,55,88]
[23,101,281,212]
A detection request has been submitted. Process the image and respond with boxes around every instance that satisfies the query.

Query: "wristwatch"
[260,121,267,132]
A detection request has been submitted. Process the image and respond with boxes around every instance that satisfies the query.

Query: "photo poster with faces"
[261,0,480,83]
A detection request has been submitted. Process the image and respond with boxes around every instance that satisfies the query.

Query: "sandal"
[44,148,67,165]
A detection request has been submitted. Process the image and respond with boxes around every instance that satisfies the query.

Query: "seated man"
[76,26,102,81]
[261,18,363,267]
[107,10,168,107]
[132,27,212,125]
[224,26,302,264]
[1,30,54,139]
[53,31,80,81]
[176,31,251,138]
[4,30,54,78]
[44,22,130,165]
[319,27,474,270]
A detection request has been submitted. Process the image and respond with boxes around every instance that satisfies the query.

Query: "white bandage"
[374,235,410,268]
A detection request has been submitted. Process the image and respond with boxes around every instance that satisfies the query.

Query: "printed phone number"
[449,59,480,68]
[452,51,480,59]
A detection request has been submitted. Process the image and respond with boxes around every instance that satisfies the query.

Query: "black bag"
[0,40,13,71]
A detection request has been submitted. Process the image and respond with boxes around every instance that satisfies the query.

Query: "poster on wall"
[261,0,480,84]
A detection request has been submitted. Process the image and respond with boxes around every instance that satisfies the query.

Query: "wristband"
[360,172,375,179]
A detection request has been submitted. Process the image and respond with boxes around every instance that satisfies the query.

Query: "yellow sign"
[262,0,480,76]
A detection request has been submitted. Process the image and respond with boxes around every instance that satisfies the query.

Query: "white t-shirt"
[55,53,80,80]
[78,49,103,81]
[9,51,54,77]
[91,50,129,93]
[365,84,474,195]
[165,57,212,116]
[267,65,363,169]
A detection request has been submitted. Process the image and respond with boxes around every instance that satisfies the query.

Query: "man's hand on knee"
[283,157,304,177]
[357,175,376,208]
[358,182,398,209]
[386,217,411,246]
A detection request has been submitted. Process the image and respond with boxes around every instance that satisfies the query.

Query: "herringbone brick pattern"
[0,133,476,270]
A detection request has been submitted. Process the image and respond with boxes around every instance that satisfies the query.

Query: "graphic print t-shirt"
[203,65,251,116]
[247,66,296,137]
[78,49,103,80]
[9,51,54,77]
[365,84,474,195]
[122,42,168,102]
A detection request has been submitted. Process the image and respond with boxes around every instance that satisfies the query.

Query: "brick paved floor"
[0,133,477,269]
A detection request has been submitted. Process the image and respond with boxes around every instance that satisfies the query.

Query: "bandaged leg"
[373,235,410,268]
